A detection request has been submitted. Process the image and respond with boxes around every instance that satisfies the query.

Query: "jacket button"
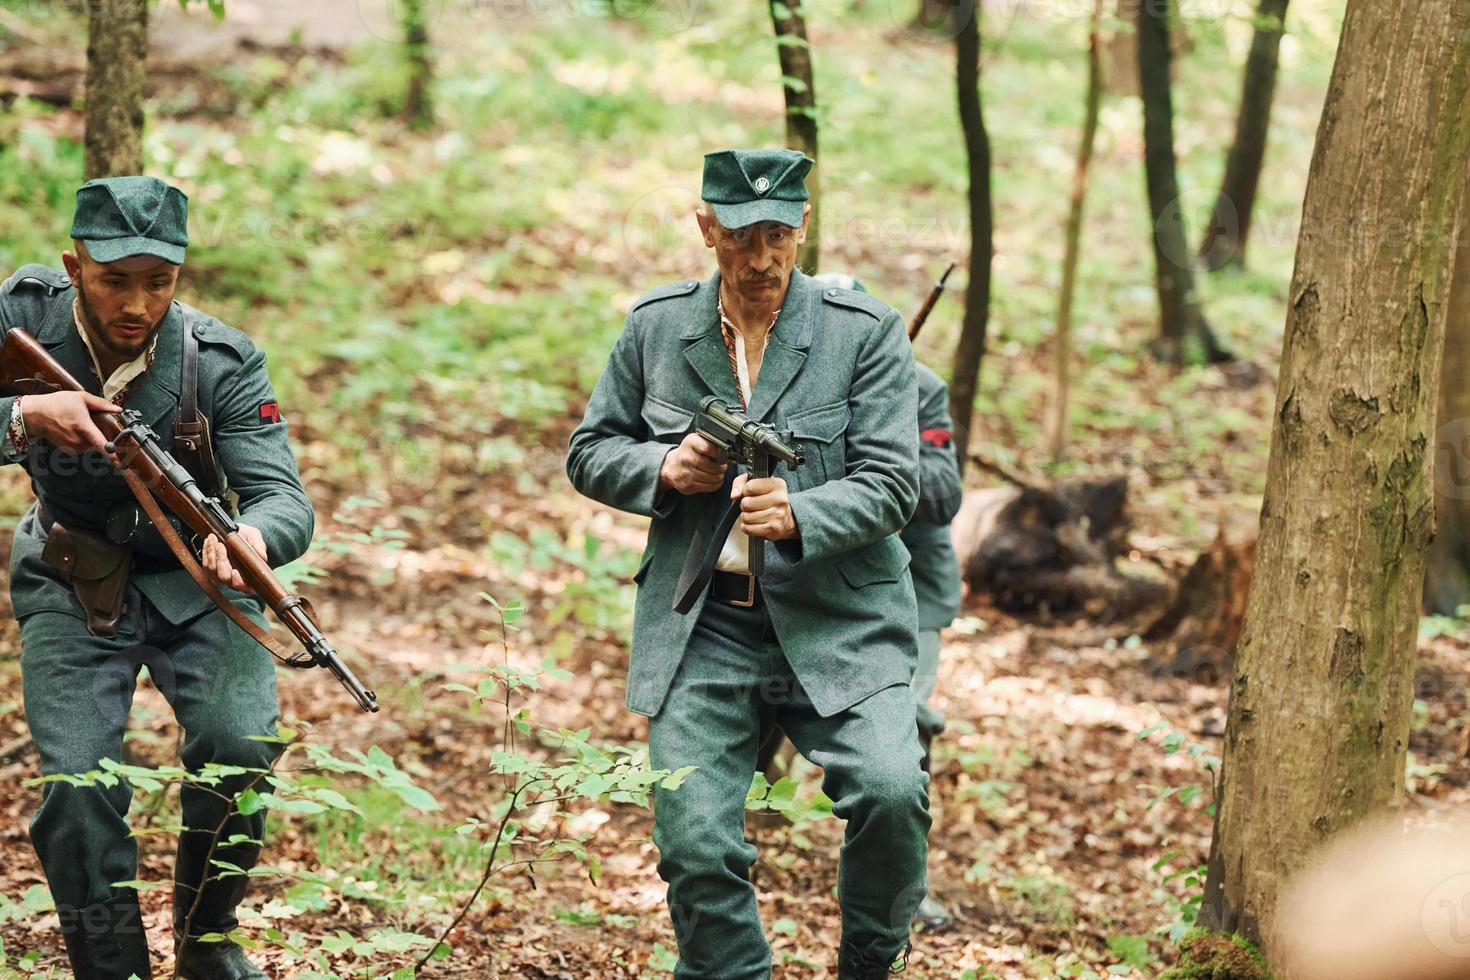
[826,289,838,296]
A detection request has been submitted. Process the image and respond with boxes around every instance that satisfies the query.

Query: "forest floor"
[3,1,1470,978]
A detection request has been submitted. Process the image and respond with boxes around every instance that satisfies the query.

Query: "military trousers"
[648,596,931,980]
[914,628,945,741]
[19,581,282,912]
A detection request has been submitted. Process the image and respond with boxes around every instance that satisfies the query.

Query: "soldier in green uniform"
[567,150,930,979]
[1,176,314,979]
[812,272,964,930]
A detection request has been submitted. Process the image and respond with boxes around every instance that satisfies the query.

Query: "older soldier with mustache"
[568,149,929,978]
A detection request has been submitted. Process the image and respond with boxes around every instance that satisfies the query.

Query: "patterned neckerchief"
[716,297,781,411]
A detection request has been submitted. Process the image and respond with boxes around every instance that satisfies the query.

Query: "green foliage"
[745,771,833,827]
[489,530,639,644]
[178,0,226,19]
[1107,933,1160,971]
[1004,872,1076,928]
[1138,723,1220,815]
[7,589,679,976]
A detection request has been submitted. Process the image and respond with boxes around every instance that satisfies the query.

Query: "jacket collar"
[35,292,183,427]
[677,269,815,349]
[679,270,813,422]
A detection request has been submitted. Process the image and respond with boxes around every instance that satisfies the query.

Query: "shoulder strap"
[171,308,224,498]
[180,308,201,423]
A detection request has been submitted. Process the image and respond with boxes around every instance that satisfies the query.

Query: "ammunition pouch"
[41,522,133,637]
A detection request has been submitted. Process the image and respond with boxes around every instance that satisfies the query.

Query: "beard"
[75,284,162,360]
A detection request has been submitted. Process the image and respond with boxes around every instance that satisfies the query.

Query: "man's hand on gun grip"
[733,473,797,541]
[659,432,729,495]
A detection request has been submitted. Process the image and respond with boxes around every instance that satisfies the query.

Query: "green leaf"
[108,879,172,892]
[389,783,439,812]
[309,787,363,815]
[236,789,264,815]
[648,943,678,971]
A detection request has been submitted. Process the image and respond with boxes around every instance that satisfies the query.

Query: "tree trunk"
[771,0,819,275]
[1137,0,1232,365]
[947,2,993,476]
[1047,0,1105,463]
[1199,0,1470,954]
[1425,173,1470,616]
[1104,0,1139,96]
[1199,0,1290,272]
[403,0,434,130]
[84,0,148,180]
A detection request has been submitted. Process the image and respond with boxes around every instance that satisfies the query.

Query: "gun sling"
[36,314,294,659]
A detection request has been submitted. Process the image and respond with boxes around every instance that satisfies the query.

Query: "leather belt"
[37,503,180,576]
[710,570,760,608]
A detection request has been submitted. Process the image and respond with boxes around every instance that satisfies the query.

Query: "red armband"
[921,428,952,448]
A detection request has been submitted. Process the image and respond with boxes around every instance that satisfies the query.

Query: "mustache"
[740,274,780,284]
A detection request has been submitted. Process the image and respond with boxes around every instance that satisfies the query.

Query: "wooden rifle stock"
[0,328,378,712]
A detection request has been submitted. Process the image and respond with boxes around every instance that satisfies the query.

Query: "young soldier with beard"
[0,176,313,979]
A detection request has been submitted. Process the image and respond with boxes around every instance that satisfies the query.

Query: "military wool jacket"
[0,264,314,625]
[901,361,964,629]
[567,269,920,718]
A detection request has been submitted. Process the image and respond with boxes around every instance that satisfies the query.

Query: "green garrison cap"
[70,176,189,265]
[701,148,813,230]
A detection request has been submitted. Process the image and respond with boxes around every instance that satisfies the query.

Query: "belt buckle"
[729,572,756,608]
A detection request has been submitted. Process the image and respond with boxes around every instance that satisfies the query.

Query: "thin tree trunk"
[403,0,434,130]
[771,0,819,274]
[1137,0,1232,364]
[84,0,148,180]
[1199,0,1290,271]
[947,1,993,477]
[1425,173,1470,616]
[1104,0,1140,96]
[1047,0,1105,463]
[1200,0,1470,954]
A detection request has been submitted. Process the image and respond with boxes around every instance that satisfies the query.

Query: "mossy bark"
[1160,929,1272,980]
[1200,0,1470,954]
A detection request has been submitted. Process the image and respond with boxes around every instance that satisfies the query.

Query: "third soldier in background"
[815,272,965,930]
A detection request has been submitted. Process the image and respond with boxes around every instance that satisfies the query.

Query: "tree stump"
[1143,518,1258,683]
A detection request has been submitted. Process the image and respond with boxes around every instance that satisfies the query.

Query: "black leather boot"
[837,938,909,979]
[57,888,152,980]
[172,832,267,980]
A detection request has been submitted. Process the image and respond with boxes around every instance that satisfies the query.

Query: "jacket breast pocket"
[787,400,850,486]
[641,396,694,444]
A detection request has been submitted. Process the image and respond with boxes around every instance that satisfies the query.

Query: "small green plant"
[1138,722,1221,942]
